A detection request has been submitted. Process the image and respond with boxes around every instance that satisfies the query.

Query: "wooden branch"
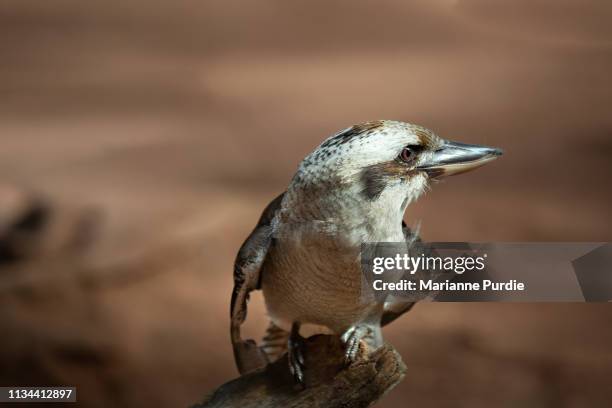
[192,335,406,408]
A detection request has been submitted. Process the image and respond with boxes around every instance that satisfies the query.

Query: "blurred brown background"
[1,0,611,407]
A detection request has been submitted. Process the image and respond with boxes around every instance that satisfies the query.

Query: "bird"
[230,120,502,383]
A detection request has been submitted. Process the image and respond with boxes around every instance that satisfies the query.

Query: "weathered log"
[193,335,406,408]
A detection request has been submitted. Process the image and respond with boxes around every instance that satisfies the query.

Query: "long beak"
[417,141,503,178]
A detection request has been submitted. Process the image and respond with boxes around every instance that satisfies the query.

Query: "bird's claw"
[288,333,306,386]
[341,325,370,365]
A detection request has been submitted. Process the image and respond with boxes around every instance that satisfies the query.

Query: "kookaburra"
[230,120,502,383]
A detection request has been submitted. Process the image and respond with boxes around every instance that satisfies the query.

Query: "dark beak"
[417,141,503,178]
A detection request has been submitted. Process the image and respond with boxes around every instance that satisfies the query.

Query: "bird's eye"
[399,147,416,163]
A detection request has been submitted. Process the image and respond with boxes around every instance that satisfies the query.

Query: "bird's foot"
[340,325,372,365]
[288,322,306,386]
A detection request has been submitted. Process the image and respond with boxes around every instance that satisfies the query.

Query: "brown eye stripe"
[412,126,438,149]
[360,161,412,200]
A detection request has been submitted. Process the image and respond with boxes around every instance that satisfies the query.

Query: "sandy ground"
[1,1,612,407]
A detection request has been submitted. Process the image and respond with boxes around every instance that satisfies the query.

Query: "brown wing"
[230,192,284,374]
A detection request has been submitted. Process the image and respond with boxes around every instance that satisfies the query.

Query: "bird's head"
[288,120,502,227]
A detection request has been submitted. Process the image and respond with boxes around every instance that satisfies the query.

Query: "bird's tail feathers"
[260,321,290,362]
